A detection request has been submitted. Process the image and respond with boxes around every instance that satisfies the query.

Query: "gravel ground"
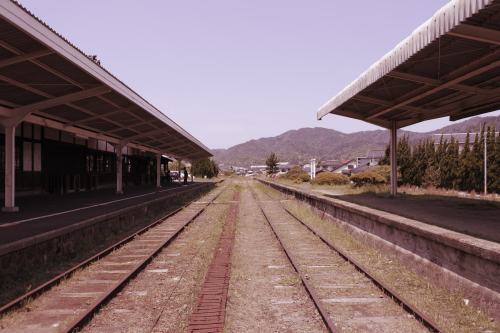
[224,181,327,333]
[82,188,234,333]
[258,181,500,332]
[253,182,426,333]
[0,185,229,333]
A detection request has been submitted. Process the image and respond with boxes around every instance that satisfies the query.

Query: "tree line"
[191,158,219,178]
[380,126,500,193]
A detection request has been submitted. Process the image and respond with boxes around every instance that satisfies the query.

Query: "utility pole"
[310,158,316,180]
[483,124,487,195]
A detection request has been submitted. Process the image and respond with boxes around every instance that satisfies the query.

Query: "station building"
[0,1,211,212]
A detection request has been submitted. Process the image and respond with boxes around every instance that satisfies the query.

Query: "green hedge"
[282,166,310,183]
[350,169,387,187]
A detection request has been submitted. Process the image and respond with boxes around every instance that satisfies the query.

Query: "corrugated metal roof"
[318,0,497,122]
[1,0,211,159]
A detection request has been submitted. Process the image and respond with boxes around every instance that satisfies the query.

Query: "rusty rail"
[258,182,445,333]
[250,187,338,333]
[62,187,225,333]
[0,184,214,316]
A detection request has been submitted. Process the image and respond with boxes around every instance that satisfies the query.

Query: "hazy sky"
[19,0,500,149]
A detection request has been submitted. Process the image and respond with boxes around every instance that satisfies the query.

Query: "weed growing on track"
[280,197,499,333]
[159,196,233,332]
[277,276,301,286]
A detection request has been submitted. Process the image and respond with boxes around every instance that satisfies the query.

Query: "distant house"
[356,150,384,168]
[318,160,342,172]
[332,159,356,174]
[348,163,371,175]
[250,165,267,173]
[277,162,291,172]
[316,159,356,174]
[231,166,247,176]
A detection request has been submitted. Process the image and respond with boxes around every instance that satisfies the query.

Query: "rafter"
[447,24,500,46]
[1,86,109,120]
[367,59,500,120]
[159,138,194,149]
[125,127,177,142]
[353,95,427,113]
[387,71,494,95]
[0,37,206,157]
[0,49,53,68]
[64,105,137,127]
[0,74,159,140]
[0,39,152,128]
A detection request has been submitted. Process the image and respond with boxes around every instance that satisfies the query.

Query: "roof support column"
[2,124,19,212]
[156,154,161,188]
[116,144,124,195]
[390,121,398,196]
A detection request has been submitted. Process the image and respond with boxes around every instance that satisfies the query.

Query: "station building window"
[1,121,158,194]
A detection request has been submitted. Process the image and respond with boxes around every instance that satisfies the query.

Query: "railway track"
[251,183,445,333]
[0,185,225,333]
[0,182,213,315]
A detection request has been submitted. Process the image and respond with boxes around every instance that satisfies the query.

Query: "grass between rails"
[155,198,232,332]
[257,182,499,333]
[0,186,230,330]
[0,202,185,317]
[286,202,499,332]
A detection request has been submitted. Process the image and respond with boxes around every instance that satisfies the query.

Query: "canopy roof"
[0,0,211,160]
[318,0,500,129]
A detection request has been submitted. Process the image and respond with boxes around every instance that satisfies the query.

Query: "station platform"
[0,182,203,247]
[319,191,500,244]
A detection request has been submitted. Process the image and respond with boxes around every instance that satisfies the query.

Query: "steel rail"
[147,189,238,333]
[258,183,445,333]
[62,186,225,333]
[0,183,215,316]
[250,187,338,333]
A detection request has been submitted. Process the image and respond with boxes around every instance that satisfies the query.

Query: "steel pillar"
[390,121,398,196]
[116,145,123,194]
[2,124,19,212]
[156,154,161,188]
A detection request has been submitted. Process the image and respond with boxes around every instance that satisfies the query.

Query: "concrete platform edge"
[0,183,209,257]
[259,179,500,319]
[260,179,500,264]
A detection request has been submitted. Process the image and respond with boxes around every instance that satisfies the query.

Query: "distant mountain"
[428,115,500,134]
[212,115,500,167]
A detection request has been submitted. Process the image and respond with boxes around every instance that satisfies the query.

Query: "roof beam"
[23,114,160,154]
[387,71,492,95]
[447,24,500,46]
[64,105,137,127]
[0,75,148,138]
[2,86,110,120]
[123,127,172,142]
[353,95,427,113]
[450,102,500,121]
[0,49,53,68]
[0,40,150,127]
[0,74,53,98]
[160,138,196,150]
[367,59,500,120]
[0,98,17,108]
[107,118,159,134]
[99,96,146,123]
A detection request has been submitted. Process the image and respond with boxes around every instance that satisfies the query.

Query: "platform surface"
[320,191,500,244]
[0,182,203,247]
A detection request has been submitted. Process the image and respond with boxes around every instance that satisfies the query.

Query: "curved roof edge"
[2,0,211,157]
[317,0,495,120]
